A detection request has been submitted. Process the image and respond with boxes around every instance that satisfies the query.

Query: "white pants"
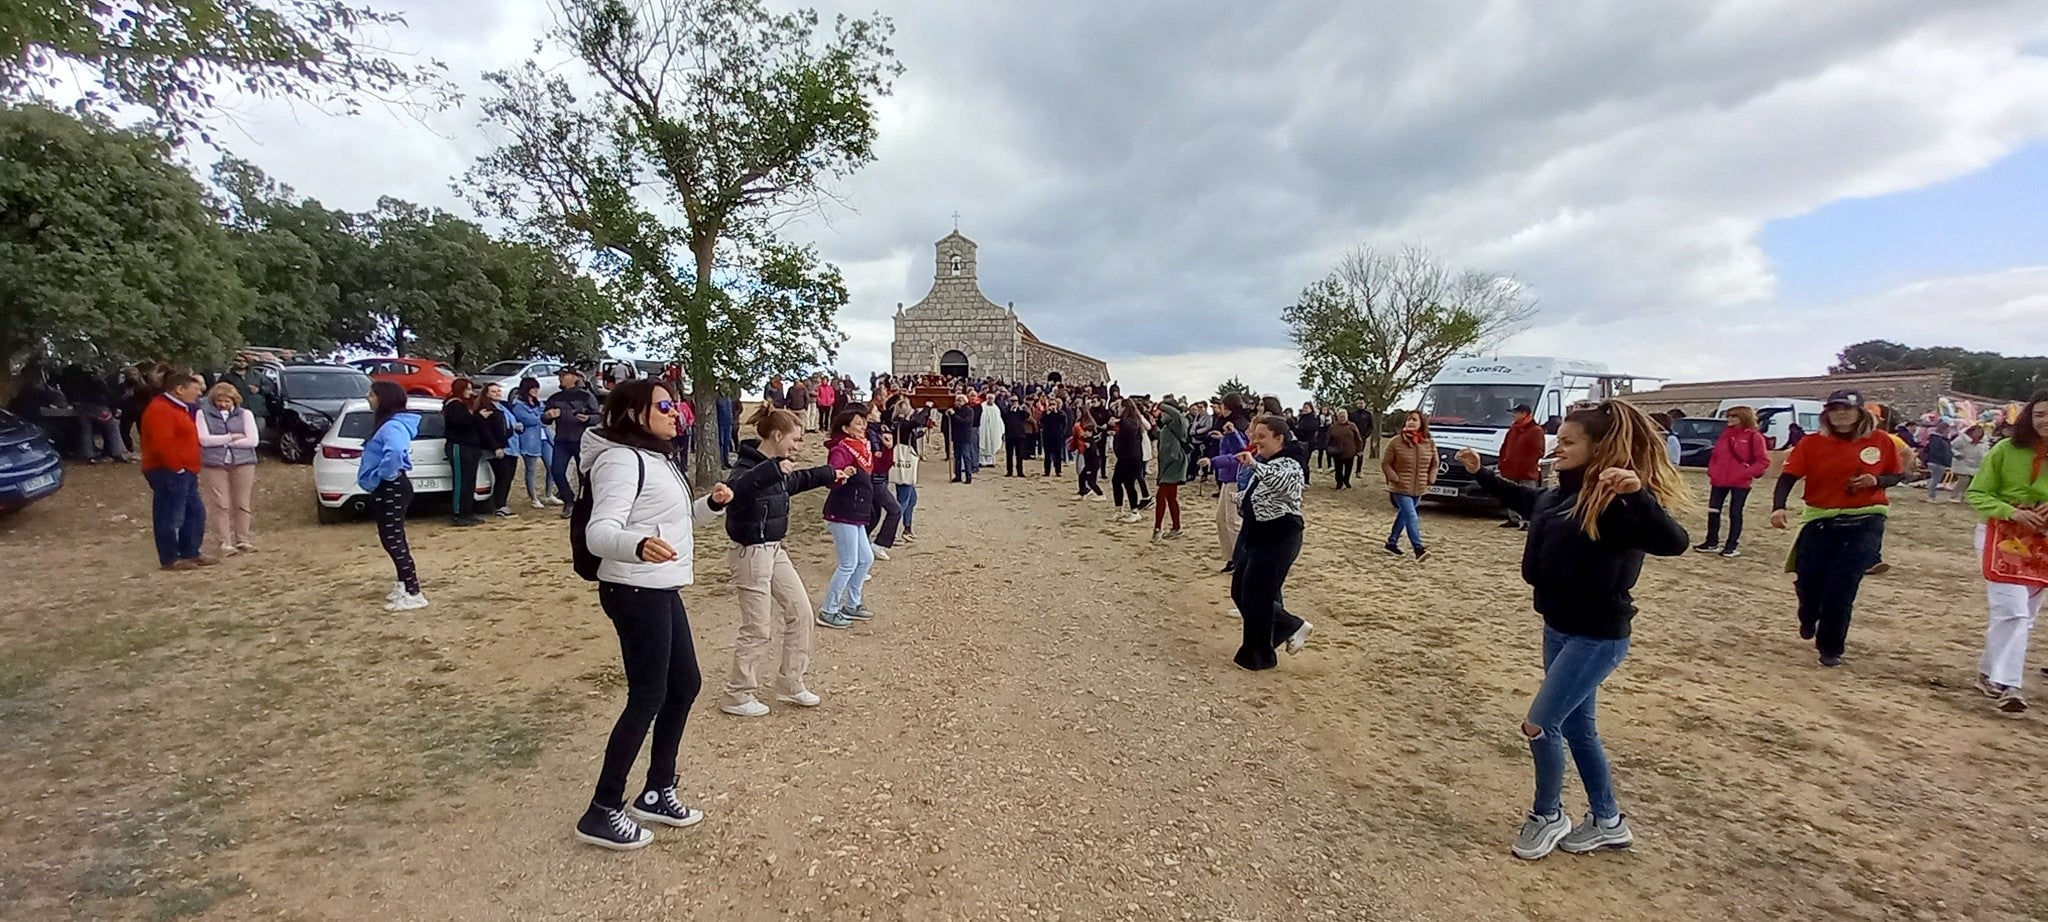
[1976,525,2046,689]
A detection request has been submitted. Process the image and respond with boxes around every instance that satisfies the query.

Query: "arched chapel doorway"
[939,349,970,378]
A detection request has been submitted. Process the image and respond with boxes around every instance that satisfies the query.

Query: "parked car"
[1670,416,1726,469]
[348,357,458,398]
[0,408,65,513]
[476,359,567,400]
[250,362,374,464]
[311,396,495,524]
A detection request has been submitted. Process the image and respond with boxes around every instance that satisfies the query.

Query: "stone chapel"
[890,231,1111,384]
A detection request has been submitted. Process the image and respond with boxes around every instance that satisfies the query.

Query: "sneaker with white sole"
[575,804,653,851]
[1996,689,2029,713]
[817,609,854,629]
[1512,810,1572,860]
[1558,813,1634,854]
[720,697,770,718]
[385,581,406,603]
[845,605,875,622]
[872,545,891,561]
[385,592,430,612]
[1286,622,1313,655]
[531,498,547,509]
[628,786,704,828]
[776,688,822,707]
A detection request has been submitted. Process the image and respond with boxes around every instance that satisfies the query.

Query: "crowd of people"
[90,357,2048,862]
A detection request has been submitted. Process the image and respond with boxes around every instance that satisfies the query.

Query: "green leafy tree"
[492,241,621,367]
[1284,245,1536,418]
[349,198,509,367]
[1215,377,1255,402]
[0,102,247,401]
[214,157,370,351]
[2,0,446,141]
[1831,339,2048,398]
[466,0,898,484]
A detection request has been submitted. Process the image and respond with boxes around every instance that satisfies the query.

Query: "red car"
[348,358,458,398]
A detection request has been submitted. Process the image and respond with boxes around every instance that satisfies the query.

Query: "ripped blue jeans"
[1526,626,1629,820]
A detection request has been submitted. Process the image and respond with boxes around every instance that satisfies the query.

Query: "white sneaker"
[720,697,770,717]
[776,688,822,707]
[1123,511,1143,523]
[545,495,566,507]
[872,545,892,561]
[386,582,406,603]
[1286,621,1313,655]
[531,498,547,509]
[385,592,430,612]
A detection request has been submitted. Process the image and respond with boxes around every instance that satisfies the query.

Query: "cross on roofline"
[952,210,960,231]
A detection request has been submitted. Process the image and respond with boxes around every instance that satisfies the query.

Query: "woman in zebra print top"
[1231,415,1313,670]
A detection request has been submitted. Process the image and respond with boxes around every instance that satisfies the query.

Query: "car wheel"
[316,501,350,525]
[280,431,314,464]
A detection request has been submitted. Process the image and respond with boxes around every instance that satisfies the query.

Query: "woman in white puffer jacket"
[573,379,734,852]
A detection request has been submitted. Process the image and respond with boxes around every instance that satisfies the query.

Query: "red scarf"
[838,434,874,474]
[1403,430,1422,445]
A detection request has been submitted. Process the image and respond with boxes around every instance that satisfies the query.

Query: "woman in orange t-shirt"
[1768,390,1905,667]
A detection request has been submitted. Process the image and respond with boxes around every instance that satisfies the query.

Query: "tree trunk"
[686,237,724,489]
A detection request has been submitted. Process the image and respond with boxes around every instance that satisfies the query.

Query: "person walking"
[1454,399,1691,861]
[141,371,215,572]
[1769,390,1905,668]
[1697,405,1771,558]
[1073,415,1106,500]
[1965,395,2048,713]
[357,381,429,611]
[1382,410,1438,560]
[479,382,518,518]
[509,377,557,509]
[1293,402,1325,481]
[1497,404,1546,530]
[197,382,261,557]
[817,408,876,628]
[545,367,602,517]
[892,421,922,542]
[1326,412,1364,490]
[1040,398,1070,478]
[443,379,485,527]
[1231,415,1313,670]
[1154,397,1190,539]
[574,379,734,850]
[719,407,837,716]
[1923,421,1956,502]
[1111,400,1149,523]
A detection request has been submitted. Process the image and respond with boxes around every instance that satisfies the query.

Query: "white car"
[312,396,496,524]
[476,360,567,401]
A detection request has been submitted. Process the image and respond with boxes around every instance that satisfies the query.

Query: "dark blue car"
[0,408,65,512]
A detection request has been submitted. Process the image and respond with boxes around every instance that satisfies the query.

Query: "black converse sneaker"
[629,785,704,828]
[575,803,653,851]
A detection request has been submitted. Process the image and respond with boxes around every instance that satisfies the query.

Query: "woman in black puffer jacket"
[716,407,837,718]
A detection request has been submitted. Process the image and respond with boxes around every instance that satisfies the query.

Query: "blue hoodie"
[507,399,550,456]
[356,412,420,493]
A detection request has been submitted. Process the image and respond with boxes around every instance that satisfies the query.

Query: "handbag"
[1981,518,2048,588]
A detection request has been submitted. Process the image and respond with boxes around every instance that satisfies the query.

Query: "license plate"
[1426,485,1459,497]
[413,477,451,492]
[20,473,57,494]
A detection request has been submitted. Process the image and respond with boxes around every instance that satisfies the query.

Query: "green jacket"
[1156,404,1190,483]
[1965,439,2048,520]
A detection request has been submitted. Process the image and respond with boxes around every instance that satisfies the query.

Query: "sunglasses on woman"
[655,399,679,415]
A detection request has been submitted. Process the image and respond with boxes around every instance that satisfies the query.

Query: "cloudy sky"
[193,0,2048,403]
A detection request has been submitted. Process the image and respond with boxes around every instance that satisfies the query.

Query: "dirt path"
[4,457,2045,921]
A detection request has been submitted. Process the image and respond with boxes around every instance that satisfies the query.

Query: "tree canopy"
[1831,339,2048,399]
[1283,246,1536,414]
[2,0,445,141]
[467,0,900,483]
[1214,377,1255,402]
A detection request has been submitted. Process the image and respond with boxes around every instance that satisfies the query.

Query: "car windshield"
[1671,418,1725,440]
[479,361,527,376]
[1420,384,1543,428]
[283,369,372,400]
[336,409,445,440]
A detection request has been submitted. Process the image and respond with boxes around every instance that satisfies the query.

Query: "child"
[718,407,838,716]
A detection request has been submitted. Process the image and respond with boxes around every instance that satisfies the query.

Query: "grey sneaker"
[1511,811,1572,860]
[816,609,853,630]
[845,605,876,622]
[1996,689,2028,714]
[1559,813,1634,854]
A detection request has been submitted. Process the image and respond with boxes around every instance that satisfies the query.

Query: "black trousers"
[1792,515,1885,659]
[1232,518,1306,670]
[592,582,702,810]
[1006,436,1032,476]
[372,475,419,594]
[1079,448,1104,495]
[1705,486,1750,549]
[1333,456,1355,489]
[487,453,517,512]
[869,476,902,547]
[1042,437,1065,476]
[450,444,482,519]
[1113,461,1144,509]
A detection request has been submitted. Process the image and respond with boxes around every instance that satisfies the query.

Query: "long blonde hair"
[1568,400,1694,540]
[1724,405,1758,430]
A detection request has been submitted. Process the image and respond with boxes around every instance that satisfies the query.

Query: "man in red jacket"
[1497,403,1546,530]
[140,372,216,571]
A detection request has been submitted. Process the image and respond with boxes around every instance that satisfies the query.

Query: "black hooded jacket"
[723,439,835,546]
[1475,466,1690,639]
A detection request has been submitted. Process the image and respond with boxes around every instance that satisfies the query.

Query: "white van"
[1715,397,1822,450]
[1418,356,1660,501]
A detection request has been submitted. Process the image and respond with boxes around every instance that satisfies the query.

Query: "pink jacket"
[817,382,836,407]
[1707,426,1771,489]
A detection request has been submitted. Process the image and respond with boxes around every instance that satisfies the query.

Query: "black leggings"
[372,475,419,594]
[592,582,702,810]
[1043,438,1065,476]
[450,444,482,518]
[1079,448,1104,495]
[487,454,517,512]
[1232,518,1306,670]
[1113,460,1144,509]
[1705,486,1750,549]
[1791,515,1885,659]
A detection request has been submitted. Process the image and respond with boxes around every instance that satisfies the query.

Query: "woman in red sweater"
[1697,405,1772,558]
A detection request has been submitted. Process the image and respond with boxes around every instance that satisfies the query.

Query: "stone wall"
[1635,369,1956,420]
[892,308,1020,380]
[1020,338,1110,384]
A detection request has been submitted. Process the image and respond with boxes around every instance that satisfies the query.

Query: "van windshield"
[1421,384,1543,428]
